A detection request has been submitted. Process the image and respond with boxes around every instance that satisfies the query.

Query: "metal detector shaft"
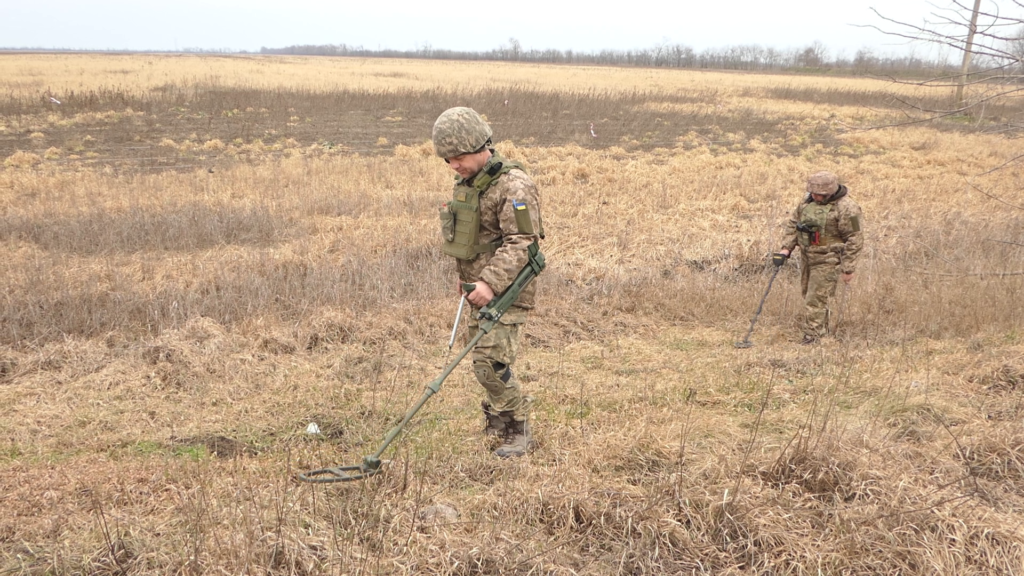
[735,265,782,348]
[448,295,466,350]
[300,242,546,483]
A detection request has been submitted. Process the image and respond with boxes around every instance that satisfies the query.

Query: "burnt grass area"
[3,82,1017,172]
[0,84,894,170]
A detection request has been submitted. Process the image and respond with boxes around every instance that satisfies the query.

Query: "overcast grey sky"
[0,0,963,58]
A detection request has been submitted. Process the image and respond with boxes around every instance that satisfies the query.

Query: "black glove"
[771,253,788,267]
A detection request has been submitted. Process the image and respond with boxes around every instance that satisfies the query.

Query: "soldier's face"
[810,193,829,203]
[446,149,491,179]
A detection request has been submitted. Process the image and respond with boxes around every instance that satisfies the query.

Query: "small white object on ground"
[418,504,459,523]
[306,422,321,435]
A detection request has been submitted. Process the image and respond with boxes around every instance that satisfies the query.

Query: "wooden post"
[955,0,983,113]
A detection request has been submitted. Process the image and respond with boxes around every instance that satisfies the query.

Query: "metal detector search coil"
[299,456,386,483]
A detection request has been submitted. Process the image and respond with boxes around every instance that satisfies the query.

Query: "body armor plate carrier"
[439,152,529,260]
[797,200,835,248]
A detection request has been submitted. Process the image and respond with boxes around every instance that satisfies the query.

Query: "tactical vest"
[438,152,529,260]
[797,200,837,248]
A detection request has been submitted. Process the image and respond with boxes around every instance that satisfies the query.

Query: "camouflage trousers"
[800,253,841,339]
[467,306,532,421]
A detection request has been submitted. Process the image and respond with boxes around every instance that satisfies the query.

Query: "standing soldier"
[433,107,544,458]
[775,171,863,344]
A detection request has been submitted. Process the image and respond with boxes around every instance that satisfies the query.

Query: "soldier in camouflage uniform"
[433,107,544,458]
[776,171,864,344]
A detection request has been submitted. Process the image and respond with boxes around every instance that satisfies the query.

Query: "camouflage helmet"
[432,107,492,158]
[806,171,839,195]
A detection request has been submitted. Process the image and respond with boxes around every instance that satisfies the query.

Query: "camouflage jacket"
[452,161,543,311]
[781,185,864,274]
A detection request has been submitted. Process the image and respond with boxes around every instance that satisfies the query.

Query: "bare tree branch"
[866,3,1023,120]
[974,151,1024,176]
[961,173,1024,210]
[913,270,1024,277]
[986,238,1024,246]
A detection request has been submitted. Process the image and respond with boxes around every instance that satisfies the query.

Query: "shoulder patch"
[850,215,861,232]
[513,200,535,234]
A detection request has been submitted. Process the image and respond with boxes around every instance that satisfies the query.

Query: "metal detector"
[734,259,784,349]
[299,243,545,483]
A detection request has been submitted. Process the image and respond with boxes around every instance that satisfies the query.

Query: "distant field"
[1,54,1023,575]
[3,53,1011,167]
[0,52,945,93]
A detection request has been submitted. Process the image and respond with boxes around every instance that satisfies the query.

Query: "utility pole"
[955,0,983,112]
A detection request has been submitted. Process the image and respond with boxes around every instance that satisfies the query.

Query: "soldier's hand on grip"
[465,281,494,307]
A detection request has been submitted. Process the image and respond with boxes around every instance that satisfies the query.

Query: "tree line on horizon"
[257,38,963,76]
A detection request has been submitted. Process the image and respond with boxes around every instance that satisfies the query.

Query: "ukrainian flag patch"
[512,200,534,234]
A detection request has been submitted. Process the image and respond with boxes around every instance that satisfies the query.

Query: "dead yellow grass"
[1,55,1024,574]
[1,53,936,97]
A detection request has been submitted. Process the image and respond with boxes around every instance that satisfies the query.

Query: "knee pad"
[473,360,512,395]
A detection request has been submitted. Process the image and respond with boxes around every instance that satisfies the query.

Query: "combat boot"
[494,416,535,458]
[481,401,508,437]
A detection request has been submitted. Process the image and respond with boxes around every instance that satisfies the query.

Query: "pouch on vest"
[439,203,456,243]
[797,202,833,248]
[441,192,486,260]
[796,223,820,247]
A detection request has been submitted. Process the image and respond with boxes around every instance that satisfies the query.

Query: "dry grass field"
[1,53,1024,574]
